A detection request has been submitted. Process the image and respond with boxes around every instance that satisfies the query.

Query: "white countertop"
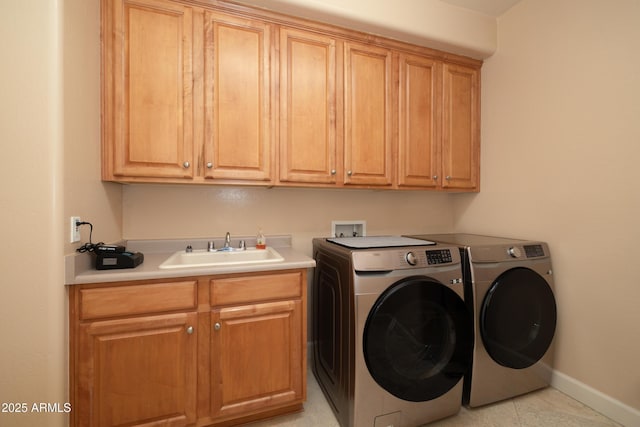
[65,235,316,285]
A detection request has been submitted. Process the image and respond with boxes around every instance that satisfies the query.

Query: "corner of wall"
[552,370,640,427]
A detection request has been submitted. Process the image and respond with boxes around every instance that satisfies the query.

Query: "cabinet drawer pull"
[186,326,194,334]
[214,322,221,331]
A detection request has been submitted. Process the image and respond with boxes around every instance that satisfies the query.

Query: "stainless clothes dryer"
[407,234,557,408]
[312,236,473,427]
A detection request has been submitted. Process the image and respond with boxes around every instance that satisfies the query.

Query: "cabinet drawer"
[211,271,302,306]
[79,280,197,320]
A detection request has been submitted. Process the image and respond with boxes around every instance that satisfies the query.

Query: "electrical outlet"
[70,216,81,243]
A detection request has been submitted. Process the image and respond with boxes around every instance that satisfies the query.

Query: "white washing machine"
[312,236,473,427]
[408,234,557,407]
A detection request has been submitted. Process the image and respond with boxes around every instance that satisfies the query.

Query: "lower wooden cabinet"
[69,270,307,427]
[76,313,198,427]
[211,300,304,419]
[210,272,305,421]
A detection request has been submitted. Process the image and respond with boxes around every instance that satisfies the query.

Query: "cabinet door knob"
[186,326,194,335]
[214,322,221,331]
[432,175,438,180]
[330,169,336,175]
[206,162,213,169]
[183,161,190,169]
[347,170,353,176]
[445,175,451,181]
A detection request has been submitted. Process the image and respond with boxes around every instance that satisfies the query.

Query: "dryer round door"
[363,276,472,402]
[480,267,557,369]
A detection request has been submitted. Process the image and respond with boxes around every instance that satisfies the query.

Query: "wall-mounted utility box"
[331,220,366,238]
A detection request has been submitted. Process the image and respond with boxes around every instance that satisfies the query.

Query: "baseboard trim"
[551,370,640,427]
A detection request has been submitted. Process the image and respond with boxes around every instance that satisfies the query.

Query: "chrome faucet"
[217,232,245,251]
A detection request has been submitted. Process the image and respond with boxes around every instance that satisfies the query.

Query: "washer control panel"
[426,249,453,265]
[507,246,522,258]
[352,246,459,271]
[405,251,418,265]
[402,249,454,267]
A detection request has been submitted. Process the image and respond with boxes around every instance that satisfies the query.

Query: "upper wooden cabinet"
[397,53,440,189]
[101,0,481,191]
[102,0,194,180]
[278,34,396,188]
[397,57,480,191]
[278,28,338,185]
[203,12,274,183]
[103,0,275,185]
[442,63,480,191]
[343,42,394,187]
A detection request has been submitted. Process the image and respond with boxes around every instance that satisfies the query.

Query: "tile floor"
[249,370,621,427]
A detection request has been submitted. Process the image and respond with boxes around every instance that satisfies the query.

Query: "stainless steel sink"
[159,247,284,269]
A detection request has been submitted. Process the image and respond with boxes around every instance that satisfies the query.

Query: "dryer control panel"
[508,244,547,259]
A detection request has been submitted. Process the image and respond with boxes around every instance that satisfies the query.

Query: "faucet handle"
[207,241,215,252]
[239,240,246,250]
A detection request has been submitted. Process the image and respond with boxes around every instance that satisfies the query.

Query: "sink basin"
[159,247,284,269]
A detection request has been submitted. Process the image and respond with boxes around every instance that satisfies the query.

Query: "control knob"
[405,251,417,266]
[508,246,522,258]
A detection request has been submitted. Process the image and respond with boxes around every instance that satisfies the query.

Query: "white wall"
[122,186,455,255]
[453,0,640,420]
[1,0,122,425]
[0,1,67,426]
[235,0,497,58]
[63,0,122,256]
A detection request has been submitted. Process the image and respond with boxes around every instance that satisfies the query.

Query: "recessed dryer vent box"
[331,220,366,238]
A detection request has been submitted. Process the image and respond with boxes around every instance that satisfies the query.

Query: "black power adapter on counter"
[75,221,144,270]
[94,245,144,270]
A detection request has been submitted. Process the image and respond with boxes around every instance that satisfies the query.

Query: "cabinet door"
[76,313,197,427]
[106,0,194,179]
[203,12,273,182]
[211,300,304,419]
[279,28,338,184]
[343,42,393,186]
[442,63,480,190]
[398,53,440,188]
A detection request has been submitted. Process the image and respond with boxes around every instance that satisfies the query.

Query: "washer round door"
[363,276,472,402]
[480,267,557,369]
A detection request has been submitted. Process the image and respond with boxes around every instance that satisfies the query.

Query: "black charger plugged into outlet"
[75,222,144,270]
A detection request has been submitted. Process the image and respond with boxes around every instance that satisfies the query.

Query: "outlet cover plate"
[70,216,81,243]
